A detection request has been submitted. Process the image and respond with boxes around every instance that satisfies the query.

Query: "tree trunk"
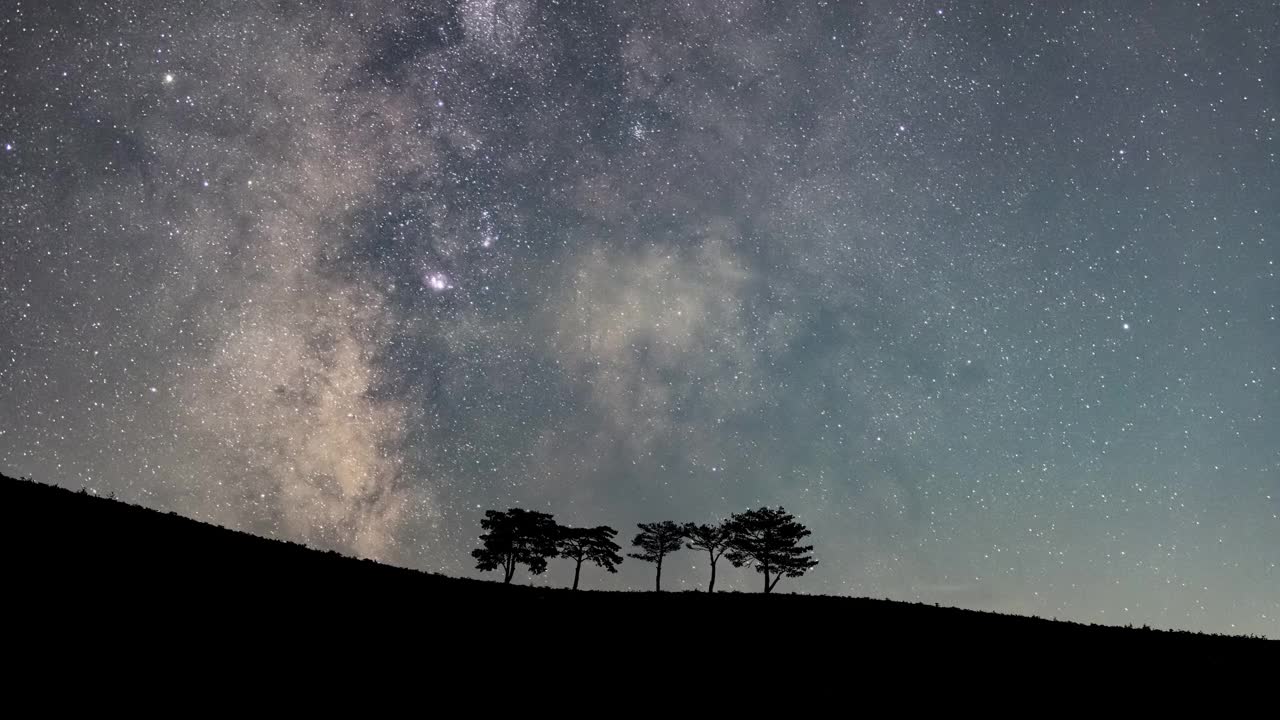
[763,565,771,593]
[708,555,717,593]
[572,560,582,590]
[655,557,662,592]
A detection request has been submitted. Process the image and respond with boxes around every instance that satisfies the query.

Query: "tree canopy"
[628,520,685,592]
[724,507,819,593]
[557,525,623,590]
[471,508,560,584]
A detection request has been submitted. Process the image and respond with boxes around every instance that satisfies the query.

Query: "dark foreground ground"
[3,472,1271,661]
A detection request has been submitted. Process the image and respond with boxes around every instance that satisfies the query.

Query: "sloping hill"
[2,472,1267,650]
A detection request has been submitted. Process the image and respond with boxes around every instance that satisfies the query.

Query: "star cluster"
[0,1,1275,636]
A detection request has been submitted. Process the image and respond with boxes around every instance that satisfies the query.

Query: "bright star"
[425,272,452,292]
[163,73,174,84]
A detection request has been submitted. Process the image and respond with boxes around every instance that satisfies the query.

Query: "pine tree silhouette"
[628,521,685,592]
[683,521,733,593]
[471,508,559,584]
[724,507,818,593]
[557,525,623,590]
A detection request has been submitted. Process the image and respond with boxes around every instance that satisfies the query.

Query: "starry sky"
[1,1,1276,636]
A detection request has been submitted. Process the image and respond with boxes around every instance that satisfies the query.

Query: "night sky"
[1,1,1276,637]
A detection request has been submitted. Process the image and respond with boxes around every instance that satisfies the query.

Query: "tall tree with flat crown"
[683,521,733,593]
[724,507,818,593]
[471,508,560,584]
[557,525,623,590]
[628,521,685,592]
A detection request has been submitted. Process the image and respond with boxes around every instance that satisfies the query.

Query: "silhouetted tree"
[471,508,559,584]
[629,521,685,592]
[683,521,733,593]
[557,525,623,590]
[724,507,818,593]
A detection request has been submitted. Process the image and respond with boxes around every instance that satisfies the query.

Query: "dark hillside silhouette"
[1,473,1270,653]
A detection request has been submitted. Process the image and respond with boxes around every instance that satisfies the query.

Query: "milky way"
[1,1,1276,636]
